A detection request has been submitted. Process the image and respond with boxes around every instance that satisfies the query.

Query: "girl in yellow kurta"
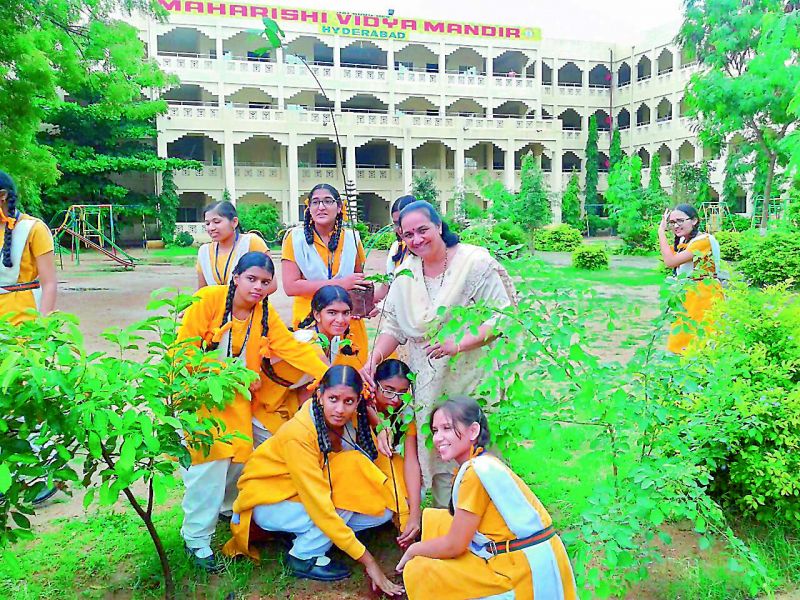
[196,200,277,295]
[374,194,415,305]
[370,359,422,548]
[223,365,405,596]
[657,204,723,354]
[177,251,327,573]
[281,183,370,360]
[0,171,57,324]
[398,397,577,600]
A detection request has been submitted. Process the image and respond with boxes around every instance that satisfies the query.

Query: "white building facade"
[134,1,747,233]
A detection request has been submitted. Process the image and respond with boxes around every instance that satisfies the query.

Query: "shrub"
[173,231,194,247]
[587,214,616,235]
[237,203,282,241]
[572,244,609,270]
[714,230,743,262]
[460,224,524,260]
[366,229,396,251]
[534,224,583,252]
[738,231,800,287]
[494,220,527,246]
[722,213,752,232]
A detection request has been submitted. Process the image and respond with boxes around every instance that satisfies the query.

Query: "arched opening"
[413,141,454,169]
[617,108,631,130]
[358,192,390,228]
[356,140,398,168]
[637,148,651,168]
[636,103,651,126]
[238,192,281,209]
[541,153,552,172]
[445,47,486,75]
[562,151,581,172]
[493,50,528,77]
[340,40,387,69]
[589,64,612,88]
[227,88,276,109]
[285,36,334,65]
[559,108,582,131]
[168,134,222,164]
[447,98,486,117]
[558,61,583,86]
[515,143,546,169]
[541,62,553,85]
[178,192,214,222]
[598,152,610,173]
[617,62,631,86]
[593,109,611,132]
[656,98,673,121]
[679,95,691,117]
[657,49,674,75]
[657,143,672,166]
[397,96,439,115]
[466,142,503,170]
[235,135,283,166]
[680,47,695,68]
[678,141,696,163]
[286,90,333,111]
[637,55,652,81]
[299,137,338,168]
[494,101,531,119]
[395,44,438,72]
[157,27,215,56]
[341,94,388,114]
[162,84,218,105]
[224,31,277,61]
[541,107,553,120]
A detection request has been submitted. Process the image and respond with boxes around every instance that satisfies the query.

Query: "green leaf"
[0,463,12,493]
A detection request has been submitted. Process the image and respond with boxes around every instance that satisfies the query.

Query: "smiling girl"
[177,252,328,573]
[657,203,722,354]
[397,396,577,599]
[224,365,405,596]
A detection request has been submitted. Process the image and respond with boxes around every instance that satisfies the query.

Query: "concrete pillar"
[439,42,446,74]
[387,43,395,76]
[148,25,158,59]
[223,134,237,204]
[485,144,493,171]
[504,146,515,191]
[486,46,493,78]
[455,138,465,213]
[403,144,413,194]
[440,94,446,117]
[276,47,285,109]
[552,142,563,224]
[439,143,447,171]
[334,36,341,70]
[288,133,299,223]
[346,135,357,190]
[389,145,397,169]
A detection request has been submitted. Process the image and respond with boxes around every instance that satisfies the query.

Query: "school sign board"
[157,0,542,43]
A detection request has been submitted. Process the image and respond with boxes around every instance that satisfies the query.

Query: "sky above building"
[269,0,686,43]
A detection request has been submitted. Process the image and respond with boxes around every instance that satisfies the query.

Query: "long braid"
[205,282,236,352]
[2,190,17,268]
[356,400,379,460]
[303,207,314,245]
[328,211,343,254]
[297,311,317,330]
[340,325,356,356]
[312,395,332,458]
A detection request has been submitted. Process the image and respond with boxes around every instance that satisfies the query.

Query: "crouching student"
[177,251,328,573]
[371,359,422,548]
[397,397,578,600]
[223,365,405,597]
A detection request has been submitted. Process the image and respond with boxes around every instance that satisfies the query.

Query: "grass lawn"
[2,256,798,599]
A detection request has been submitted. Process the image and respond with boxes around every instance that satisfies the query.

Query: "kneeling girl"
[224,365,405,596]
[398,396,577,600]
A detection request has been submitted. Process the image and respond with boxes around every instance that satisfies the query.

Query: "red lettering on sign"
[184,1,203,13]
[229,4,247,17]
[463,24,479,36]
[281,9,298,20]
[337,13,352,25]
[300,11,319,23]
[206,2,225,15]
[481,26,497,36]
[249,5,268,17]
[157,0,181,11]
[423,21,443,33]
[401,19,417,30]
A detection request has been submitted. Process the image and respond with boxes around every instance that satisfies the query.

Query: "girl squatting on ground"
[177,251,328,572]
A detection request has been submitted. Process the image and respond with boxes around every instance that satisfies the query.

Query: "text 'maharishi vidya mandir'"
[132,0,751,240]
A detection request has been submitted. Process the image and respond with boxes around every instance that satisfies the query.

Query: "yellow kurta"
[667,234,723,354]
[281,228,369,363]
[223,402,408,561]
[195,235,268,284]
[177,285,327,465]
[0,215,54,325]
[404,464,577,600]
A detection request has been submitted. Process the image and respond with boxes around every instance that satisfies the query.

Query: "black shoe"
[184,544,225,574]
[218,512,232,523]
[286,553,351,581]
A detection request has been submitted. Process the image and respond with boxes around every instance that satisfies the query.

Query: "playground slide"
[57,228,136,269]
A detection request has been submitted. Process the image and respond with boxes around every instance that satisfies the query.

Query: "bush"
[674,283,800,523]
[721,213,752,232]
[174,231,194,247]
[366,230,396,251]
[534,224,583,252]
[714,230,743,262]
[237,203,282,241]
[572,244,610,270]
[494,220,527,246]
[460,223,524,260]
[738,231,800,287]
[587,214,616,235]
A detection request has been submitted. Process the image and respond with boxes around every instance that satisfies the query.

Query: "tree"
[672,160,714,206]
[0,0,171,214]
[561,171,582,229]
[606,156,665,253]
[411,171,439,207]
[679,1,800,228]
[722,150,746,211]
[648,152,664,197]
[0,293,255,599]
[609,128,623,171]
[517,153,552,228]
[158,170,180,243]
[584,115,599,208]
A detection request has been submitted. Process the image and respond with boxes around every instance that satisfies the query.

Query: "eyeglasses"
[377,383,406,400]
[667,218,691,226]
[310,198,338,208]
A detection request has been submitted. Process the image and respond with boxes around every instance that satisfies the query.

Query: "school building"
[130,1,750,238]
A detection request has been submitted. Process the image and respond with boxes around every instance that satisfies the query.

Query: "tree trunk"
[760,153,778,230]
[122,486,175,600]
